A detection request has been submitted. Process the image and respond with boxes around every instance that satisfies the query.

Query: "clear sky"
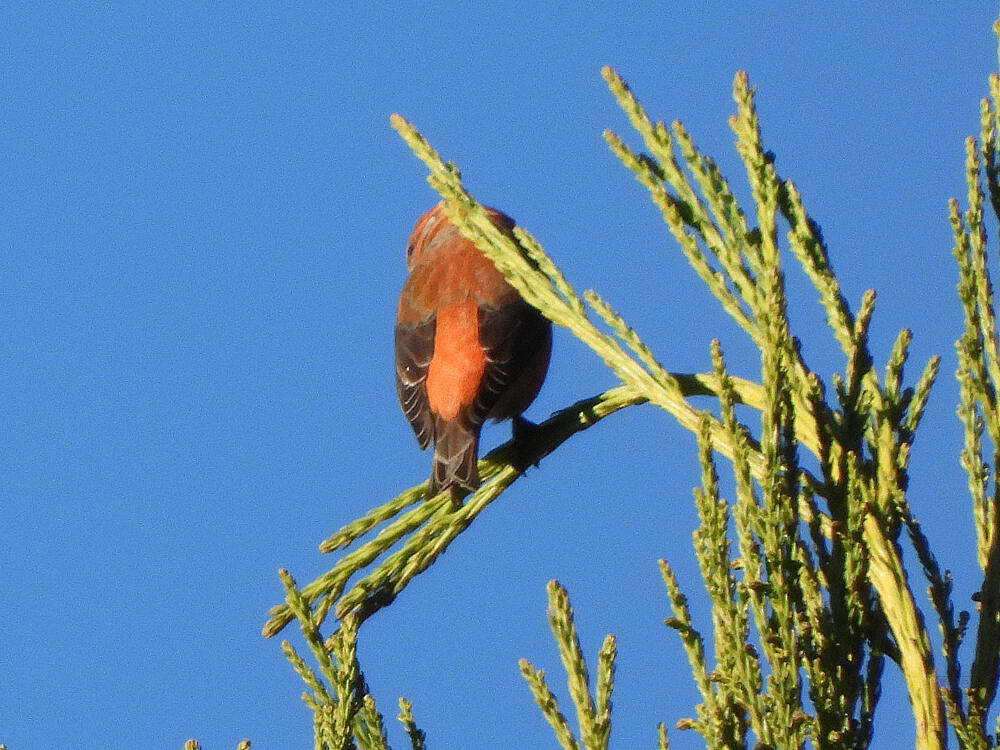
[3,3,999,749]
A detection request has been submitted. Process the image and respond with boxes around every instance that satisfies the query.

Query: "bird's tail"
[428,420,480,498]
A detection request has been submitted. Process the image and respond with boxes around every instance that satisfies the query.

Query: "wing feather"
[473,301,551,423]
[394,317,436,449]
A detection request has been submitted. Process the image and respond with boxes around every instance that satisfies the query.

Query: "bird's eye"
[406,242,416,261]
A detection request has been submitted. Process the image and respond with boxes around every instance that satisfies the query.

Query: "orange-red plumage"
[426,301,485,420]
[395,203,552,497]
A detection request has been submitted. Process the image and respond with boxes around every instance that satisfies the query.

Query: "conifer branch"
[605,64,944,749]
[521,582,616,750]
[657,723,671,750]
[263,385,645,637]
[519,660,581,750]
[275,571,396,749]
[946,48,1000,742]
[397,698,427,750]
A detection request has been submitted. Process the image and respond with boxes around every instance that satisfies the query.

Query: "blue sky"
[3,3,999,748]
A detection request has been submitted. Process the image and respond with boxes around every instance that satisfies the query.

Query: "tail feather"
[427,421,480,497]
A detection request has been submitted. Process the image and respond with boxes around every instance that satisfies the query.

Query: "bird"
[394,202,552,499]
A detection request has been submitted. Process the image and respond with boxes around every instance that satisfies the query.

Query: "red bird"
[395,203,552,497]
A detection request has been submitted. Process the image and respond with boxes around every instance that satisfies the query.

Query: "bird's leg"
[512,416,543,473]
[448,483,466,509]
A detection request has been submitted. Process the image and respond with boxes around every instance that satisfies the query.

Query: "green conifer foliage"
[241,19,1000,750]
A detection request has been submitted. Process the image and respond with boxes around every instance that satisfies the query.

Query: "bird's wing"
[394,316,436,449]
[474,300,551,423]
